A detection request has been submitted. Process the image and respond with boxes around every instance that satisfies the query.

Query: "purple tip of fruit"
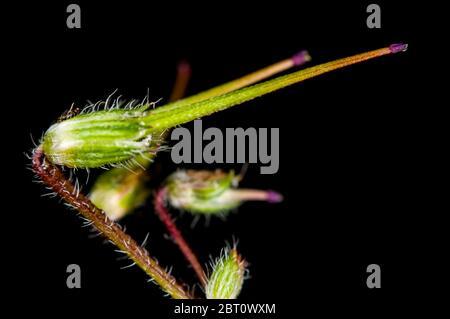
[389,43,408,54]
[266,190,283,203]
[291,50,311,66]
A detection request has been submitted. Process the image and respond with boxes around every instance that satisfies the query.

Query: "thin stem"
[150,69,208,287]
[169,60,192,102]
[32,147,192,299]
[143,51,310,160]
[144,44,407,132]
[154,188,207,287]
[150,52,308,150]
[152,50,310,116]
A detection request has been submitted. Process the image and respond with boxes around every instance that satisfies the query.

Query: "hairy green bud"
[165,170,239,214]
[89,166,150,220]
[42,106,152,168]
[206,248,247,299]
[165,169,283,214]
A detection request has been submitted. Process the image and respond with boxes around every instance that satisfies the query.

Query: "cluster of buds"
[34,44,406,299]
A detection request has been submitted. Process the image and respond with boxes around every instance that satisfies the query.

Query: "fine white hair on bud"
[206,247,247,299]
[89,165,150,220]
[165,169,283,214]
[42,104,153,168]
[165,169,238,214]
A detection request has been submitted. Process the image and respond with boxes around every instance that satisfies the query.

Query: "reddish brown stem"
[32,147,192,299]
[170,60,192,102]
[151,62,206,287]
[154,188,207,287]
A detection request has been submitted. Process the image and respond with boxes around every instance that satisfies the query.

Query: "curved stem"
[32,147,192,299]
[154,188,207,287]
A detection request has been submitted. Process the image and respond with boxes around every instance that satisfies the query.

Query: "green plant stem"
[32,147,192,299]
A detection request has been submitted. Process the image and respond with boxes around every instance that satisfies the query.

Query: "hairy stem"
[32,147,192,299]
[154,188,207,287]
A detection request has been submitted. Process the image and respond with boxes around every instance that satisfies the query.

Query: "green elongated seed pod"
[143,44,407,132]
[206,248,247,299]
[42,108,153,168]
[42,45,406,168]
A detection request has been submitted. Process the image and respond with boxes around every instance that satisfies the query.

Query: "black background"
[6,0,426,315]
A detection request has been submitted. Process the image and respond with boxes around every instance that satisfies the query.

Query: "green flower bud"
[206,248,247,299]
[42,106,152,168]
[89,166,150,220]
[165,169,283,214]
